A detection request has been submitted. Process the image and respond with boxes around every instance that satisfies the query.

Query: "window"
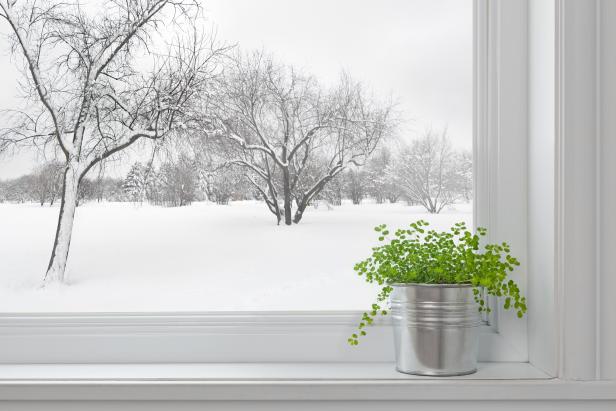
[0,0,529,365]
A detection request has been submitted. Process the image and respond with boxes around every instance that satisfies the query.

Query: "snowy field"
[0,201,471,312]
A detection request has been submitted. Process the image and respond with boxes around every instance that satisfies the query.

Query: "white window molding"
[554,0,599,381]
[527,0,557,378]
[474,0,529,362]
[554,0,616,381]
[0,310,528,364]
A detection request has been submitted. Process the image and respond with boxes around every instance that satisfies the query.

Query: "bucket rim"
[390,282,474,288]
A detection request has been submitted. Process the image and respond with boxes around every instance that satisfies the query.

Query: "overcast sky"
[0,0,472,179]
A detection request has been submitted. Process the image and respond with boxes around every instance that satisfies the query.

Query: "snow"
[0,201,471,312]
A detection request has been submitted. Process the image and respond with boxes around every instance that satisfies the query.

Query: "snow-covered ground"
[0,201,472,312]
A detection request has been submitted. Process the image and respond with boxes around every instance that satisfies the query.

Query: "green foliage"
[348,220,527,346]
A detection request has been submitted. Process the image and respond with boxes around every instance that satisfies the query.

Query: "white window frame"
[0,0,529,366]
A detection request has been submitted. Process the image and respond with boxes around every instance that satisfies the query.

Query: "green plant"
[348,220,526,345]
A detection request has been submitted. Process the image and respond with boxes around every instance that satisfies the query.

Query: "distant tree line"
[0,162,63,205]
[0,161,124,206]
[121,156,201,207]
[0,130,471,214]
[0,157,200,207]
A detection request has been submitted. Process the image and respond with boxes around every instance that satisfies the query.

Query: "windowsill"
[0,361,547,381]
[0,362,614,401]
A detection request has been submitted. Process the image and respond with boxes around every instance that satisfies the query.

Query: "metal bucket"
[390,283,482,376]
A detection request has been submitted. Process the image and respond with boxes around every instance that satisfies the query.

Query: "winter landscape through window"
[0,0,472,312]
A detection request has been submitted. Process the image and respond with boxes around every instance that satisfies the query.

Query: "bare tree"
[32,161,63,206]
[31,167,49,206]
[344,168,367,205]
[186,132,251,205]
[92,174,123,203]
[317,173,344,206]
[76,177,95,206]
[203,165,249,205]
[47,162,64,205]
[0,0,222,283]
[391,130,464,214]
[455,150,473,202]
[158,156,198,207]
[208,52,394,225]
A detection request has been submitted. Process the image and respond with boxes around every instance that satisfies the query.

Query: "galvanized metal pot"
[390,283,482,376]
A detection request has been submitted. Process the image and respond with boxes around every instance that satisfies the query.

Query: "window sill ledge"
[0,362,614,401]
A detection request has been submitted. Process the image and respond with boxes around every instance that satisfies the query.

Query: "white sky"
[0,0,472,179]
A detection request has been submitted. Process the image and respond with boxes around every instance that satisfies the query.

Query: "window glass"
[0,0,472,311]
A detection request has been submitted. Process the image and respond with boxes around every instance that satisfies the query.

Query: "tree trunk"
[44,164,79,284]
[293,174,338,224]
[293,202,307,224]
[282,168,292,226]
